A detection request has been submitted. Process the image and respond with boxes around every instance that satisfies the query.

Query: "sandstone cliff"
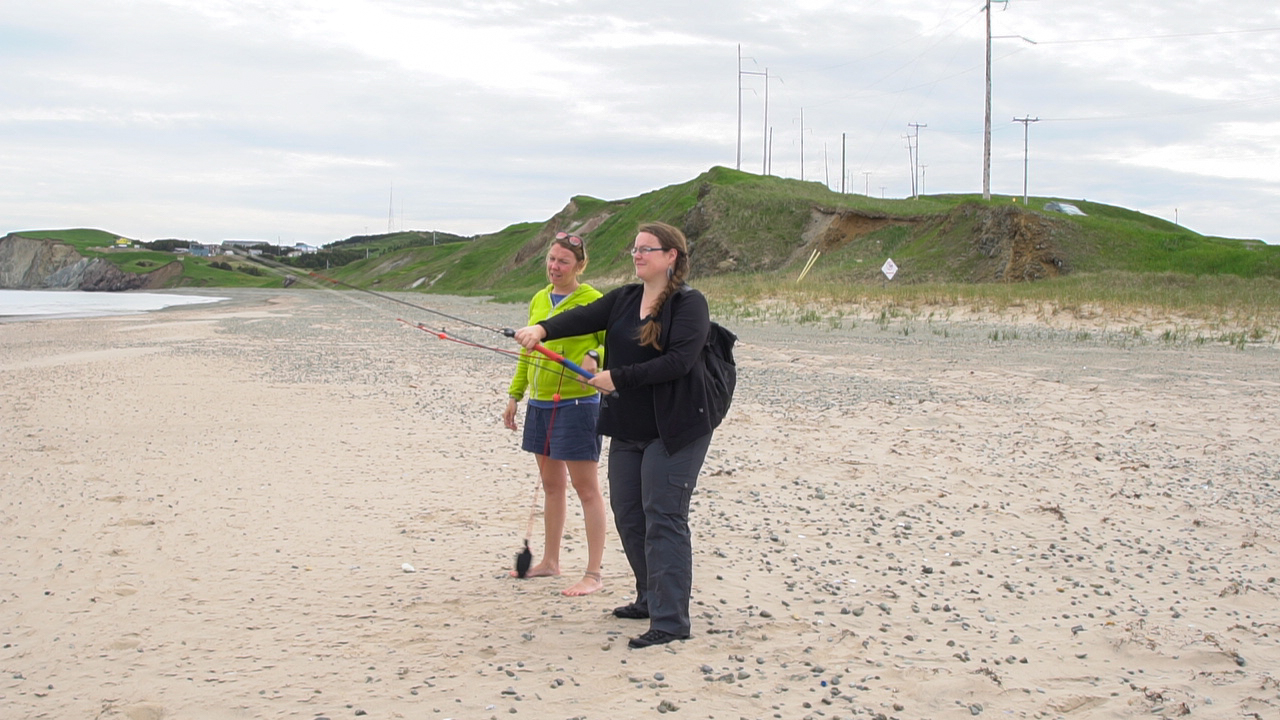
[0,234,181,291]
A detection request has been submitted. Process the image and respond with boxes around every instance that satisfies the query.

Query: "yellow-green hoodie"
[507,283,605,402]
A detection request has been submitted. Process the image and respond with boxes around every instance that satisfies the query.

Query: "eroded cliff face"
[0,235,86,288]
[0,234,180,290]
[967,204,1069,282]
[793,204,1069,283]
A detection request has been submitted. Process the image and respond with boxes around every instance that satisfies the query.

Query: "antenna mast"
[387,183,395,234]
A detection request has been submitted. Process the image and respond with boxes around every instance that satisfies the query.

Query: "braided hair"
[636,221,690,351]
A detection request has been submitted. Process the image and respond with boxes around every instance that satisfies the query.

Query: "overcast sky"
[2,1,1277,245]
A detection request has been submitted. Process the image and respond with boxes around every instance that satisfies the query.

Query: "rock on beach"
[1,288,1278,719]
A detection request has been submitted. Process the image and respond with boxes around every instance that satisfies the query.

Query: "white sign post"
[881,258,898,281]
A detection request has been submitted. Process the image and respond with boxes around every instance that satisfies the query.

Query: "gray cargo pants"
[607,433,712,637]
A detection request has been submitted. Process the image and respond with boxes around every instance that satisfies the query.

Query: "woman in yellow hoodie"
[503,232,607,596]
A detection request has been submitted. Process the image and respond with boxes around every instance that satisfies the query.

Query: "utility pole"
[983,1,997,200]
[736,45,743,171]
[984,2,1032,200]
[762,68,770,175]
[759,70,783,175]
[841,133,846,193]
[908,122,926,199]
[799,107,806,181]
[903,134,916,198]
[823,142,830,189]
[863,171,872,196]
[737,45,765,172]
[767,127,774,176]
[1014,116,1040,205]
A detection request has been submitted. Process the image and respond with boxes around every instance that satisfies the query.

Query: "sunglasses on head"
[555,232,584,247]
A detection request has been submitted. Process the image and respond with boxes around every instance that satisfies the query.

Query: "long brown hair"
[636,221,690,350]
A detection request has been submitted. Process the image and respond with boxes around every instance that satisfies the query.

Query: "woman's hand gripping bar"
[504,328,617,398]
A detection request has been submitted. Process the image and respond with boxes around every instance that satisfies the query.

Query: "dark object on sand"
[515,539,532,578]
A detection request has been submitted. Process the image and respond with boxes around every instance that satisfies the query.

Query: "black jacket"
[538,284,712,453]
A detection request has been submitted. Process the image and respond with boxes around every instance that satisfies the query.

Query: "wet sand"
[2,288,1278,719]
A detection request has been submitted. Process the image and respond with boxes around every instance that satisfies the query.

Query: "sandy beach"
[2,288,1279,720]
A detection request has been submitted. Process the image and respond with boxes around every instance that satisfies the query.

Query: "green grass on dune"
[14,228,128,257]
[321,170,1278,336]
[174,257,286,288]
[699,270,1280,331]
[12,168,1278,315]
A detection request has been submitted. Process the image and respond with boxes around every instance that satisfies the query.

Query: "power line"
[798,5,986,111]
[803,4,983,74]
[1034,94,1280,123]
[1035,26,1280,45]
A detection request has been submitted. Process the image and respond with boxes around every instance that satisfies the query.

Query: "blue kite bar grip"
[532,343,592,380]
[531,342,618,399]
[557,356,594,381]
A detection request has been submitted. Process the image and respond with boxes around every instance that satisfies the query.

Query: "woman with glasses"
[513,221,715,648]
[504,231,608,597]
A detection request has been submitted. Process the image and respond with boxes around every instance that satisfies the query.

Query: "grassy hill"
[8,228,282,288]
[320,167,1278,303]
[8,228,471,289]
[327,229,471,253]
[11,228,180,274]
[13,168,1279,305]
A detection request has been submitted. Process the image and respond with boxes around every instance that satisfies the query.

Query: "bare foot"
[510,560,560,579]
[561,571,603,597]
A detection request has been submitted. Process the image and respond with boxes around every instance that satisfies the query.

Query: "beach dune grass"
[698,271,1280,343]
[177,258,283,288]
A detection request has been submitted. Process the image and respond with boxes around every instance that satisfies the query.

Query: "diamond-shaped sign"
[881,258,898,280]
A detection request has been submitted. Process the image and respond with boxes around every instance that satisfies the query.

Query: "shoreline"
[3,288,1278,719]
[0,288,231,322]
[6,283,1277,349]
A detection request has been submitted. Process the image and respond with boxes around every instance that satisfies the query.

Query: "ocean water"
[0,289,228,321]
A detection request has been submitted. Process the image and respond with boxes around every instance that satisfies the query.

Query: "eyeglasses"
[555,232,583,247]
[629,246,667,256]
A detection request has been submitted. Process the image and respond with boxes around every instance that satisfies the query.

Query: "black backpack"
[702,320,737,428]
[662,286,738,428]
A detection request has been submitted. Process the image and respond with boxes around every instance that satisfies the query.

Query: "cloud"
[1,0,1277,244]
